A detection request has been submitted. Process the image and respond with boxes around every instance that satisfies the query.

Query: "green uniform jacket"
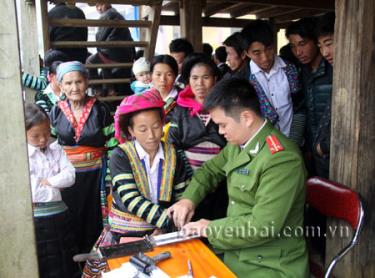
[183,121,309,278]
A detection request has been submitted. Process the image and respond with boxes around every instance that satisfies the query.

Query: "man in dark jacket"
[86,2,135,96]
[48,1,88,63]
[286,17,333,176]
[313,12,336,179]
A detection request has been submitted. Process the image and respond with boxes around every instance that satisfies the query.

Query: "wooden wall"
[0,0,39,277]
[328,0,375,276]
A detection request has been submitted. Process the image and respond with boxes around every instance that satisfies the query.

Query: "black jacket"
[313,97,331,178]
[168,106,226,150]
[96,8,135,62]
[48,3,88,63]
[301,59,333,149]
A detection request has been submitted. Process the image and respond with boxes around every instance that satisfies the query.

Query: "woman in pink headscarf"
[109,88,190,237]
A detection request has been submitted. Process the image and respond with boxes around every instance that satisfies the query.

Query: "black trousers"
[62,169,103,254]
[34,210,80,278]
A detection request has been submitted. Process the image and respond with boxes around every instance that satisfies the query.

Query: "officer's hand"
[182,219,210,238]
[167,199,195,229]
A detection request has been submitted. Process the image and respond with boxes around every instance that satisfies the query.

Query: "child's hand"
[40,179,51,187]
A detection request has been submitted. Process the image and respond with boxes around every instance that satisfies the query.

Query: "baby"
[130,57,152,95]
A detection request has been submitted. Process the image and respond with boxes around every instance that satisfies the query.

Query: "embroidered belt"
[109,205,154,235]
[63,145,107,170]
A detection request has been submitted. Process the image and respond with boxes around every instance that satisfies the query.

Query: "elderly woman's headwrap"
[56,61,88,82]
[114,88,165,143]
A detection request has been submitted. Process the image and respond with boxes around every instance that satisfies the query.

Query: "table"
[107,239,236,277]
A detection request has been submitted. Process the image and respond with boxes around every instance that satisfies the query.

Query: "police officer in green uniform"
[168,78,309,277]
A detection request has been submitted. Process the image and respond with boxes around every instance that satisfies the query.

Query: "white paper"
[101,262,170,278]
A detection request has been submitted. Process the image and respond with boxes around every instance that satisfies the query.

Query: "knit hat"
[56,61,88,82]
[114,88,165,143]
[132,57,150,76]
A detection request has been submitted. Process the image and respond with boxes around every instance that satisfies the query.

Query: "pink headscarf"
[176,86,203,116]
[114,88,165,143]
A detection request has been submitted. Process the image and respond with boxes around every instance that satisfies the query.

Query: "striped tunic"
[185,141,222,171]
[109,141,189,235]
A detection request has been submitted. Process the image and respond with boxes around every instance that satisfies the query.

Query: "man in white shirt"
[237,20,301,140]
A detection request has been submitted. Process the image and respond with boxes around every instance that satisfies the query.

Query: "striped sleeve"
[35,92,52,114]
[109,147,170,229]
[22,67,48,91]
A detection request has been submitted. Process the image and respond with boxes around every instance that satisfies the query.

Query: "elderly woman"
[50,61,117,253]
[109,88,189,236]
[168,54,227,221]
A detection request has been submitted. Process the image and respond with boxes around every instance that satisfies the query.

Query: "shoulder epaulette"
[266,135,284,154]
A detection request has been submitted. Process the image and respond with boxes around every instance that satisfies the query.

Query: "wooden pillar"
[0,0,39,277]
[38,0,50,52]
[140,4,162,61]
[328,0,375,276]
[20,0,40,103]
[179,0,202,52]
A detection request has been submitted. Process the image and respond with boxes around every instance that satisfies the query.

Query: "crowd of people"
[24,2,335,277]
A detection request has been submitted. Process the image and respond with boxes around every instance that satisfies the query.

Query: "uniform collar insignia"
[249,142,260,155]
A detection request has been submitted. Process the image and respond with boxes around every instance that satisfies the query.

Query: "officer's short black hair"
[241,20,274,50]
[150,55,178,77]
[169,38,194,57]
[204,78,261,119]
[285,17,318,42]
[223,32,245,57]
[315,12,335,39]
[214,46,227,63]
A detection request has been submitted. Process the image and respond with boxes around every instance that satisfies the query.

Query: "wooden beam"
[179,0,203,52]
[162,1,179,14]
[72,0,161,6]
[85,62,133,69]
[255,7,301,19]
[0,0,39,277]
[328,0,375,276]
[275,9,325,24]
[228,3,260,18]
[204,2,233,17]
[160,15,253,28]
[51,40,148,48]
[49,18,152,28]
[207,0,334,10]
[89,78,131,85]
[230,4,266,18]
[98,96,125,102]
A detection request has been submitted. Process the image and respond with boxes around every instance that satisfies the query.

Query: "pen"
[188,259,194,277]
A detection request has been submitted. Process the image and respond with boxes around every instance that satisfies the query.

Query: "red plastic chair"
[306,176,364,278]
